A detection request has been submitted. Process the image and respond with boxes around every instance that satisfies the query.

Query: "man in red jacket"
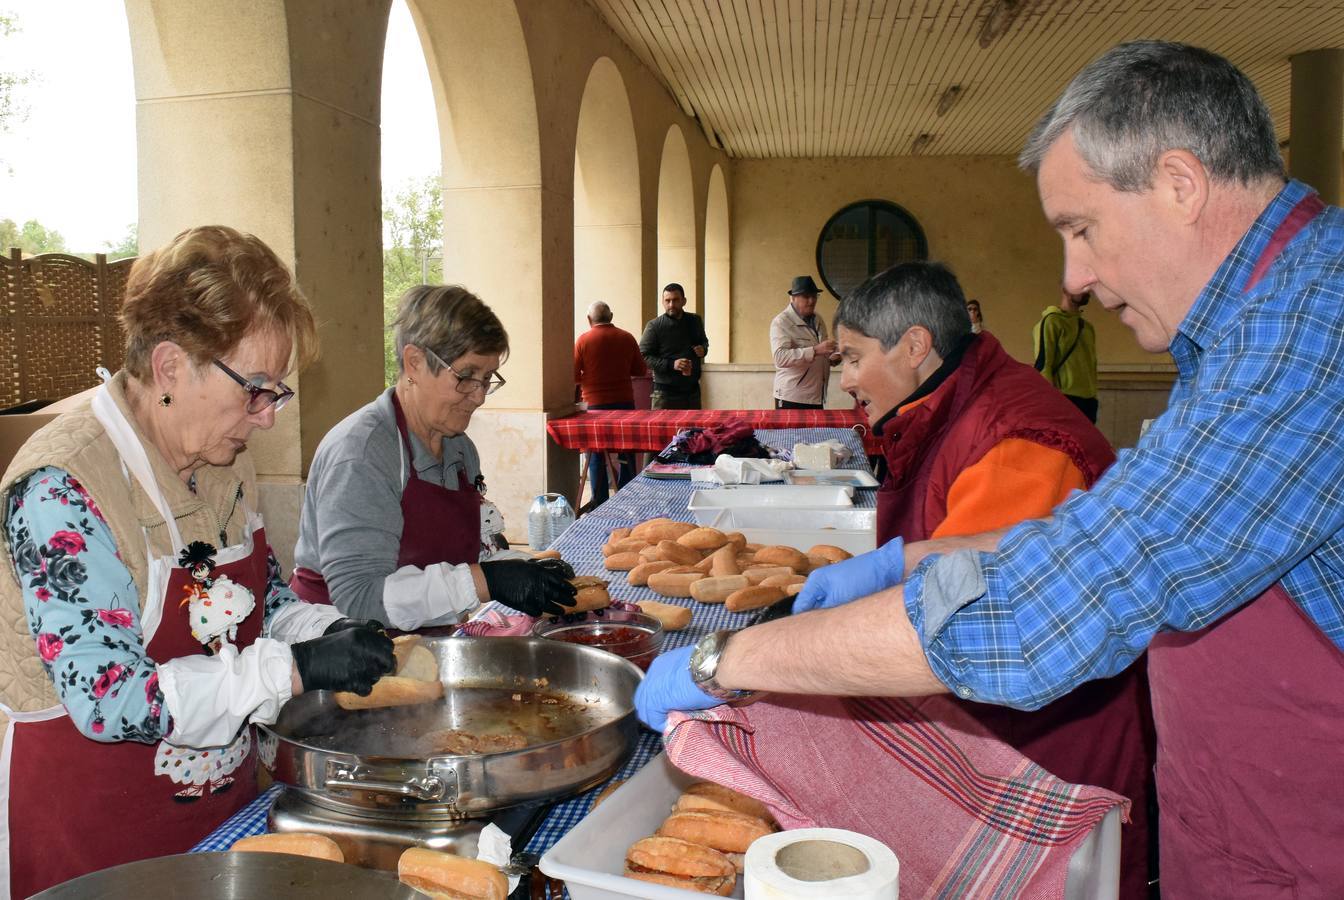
[831,261,1152,898]
[574,301,648,505]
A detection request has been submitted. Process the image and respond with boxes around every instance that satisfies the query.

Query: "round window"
[815,200,928,299]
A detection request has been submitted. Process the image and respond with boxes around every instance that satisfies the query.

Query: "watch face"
[689,633,721,683]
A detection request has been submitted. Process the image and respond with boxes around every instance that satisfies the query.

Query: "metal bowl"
[258,636,642,820]
[532,609,664,670]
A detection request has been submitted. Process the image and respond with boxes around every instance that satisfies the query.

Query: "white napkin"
[476,822,521,893]
[690,453,791,485]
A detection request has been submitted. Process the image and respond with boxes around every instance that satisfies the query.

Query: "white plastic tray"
[540,751,1120,900]
[709,507,878,555]
[539,752,742,899]
[687,486,854,524]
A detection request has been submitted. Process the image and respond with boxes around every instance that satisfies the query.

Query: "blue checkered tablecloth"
[192,428,875,864]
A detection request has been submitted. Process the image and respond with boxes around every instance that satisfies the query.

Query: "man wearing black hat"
[770,275,840,409]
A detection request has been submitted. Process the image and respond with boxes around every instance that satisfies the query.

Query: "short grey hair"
[834,261,970,358]
[587,301,612,323]
[1019,41,1285,192]
[392,284,509,374]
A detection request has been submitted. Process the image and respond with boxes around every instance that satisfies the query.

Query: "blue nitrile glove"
[792,536,904,614]
[634,645,719,733]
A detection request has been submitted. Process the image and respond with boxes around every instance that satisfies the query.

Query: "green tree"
[382,174,443,385]
[104,223,138,260]
[0,217,67,255]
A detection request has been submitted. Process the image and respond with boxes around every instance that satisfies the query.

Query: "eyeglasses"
[421,346,506,396]
[213,359,295,413]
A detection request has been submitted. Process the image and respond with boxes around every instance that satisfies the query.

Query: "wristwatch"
[689,630,762,704]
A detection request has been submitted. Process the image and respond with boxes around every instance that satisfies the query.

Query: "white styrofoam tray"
[539,752,742,899]
[709,507,878,555]
[539,751,1121,900]
[686,486,853,524]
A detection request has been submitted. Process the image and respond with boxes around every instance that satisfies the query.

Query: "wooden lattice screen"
[0,249,134,409]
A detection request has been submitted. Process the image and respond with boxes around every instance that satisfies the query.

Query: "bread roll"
[725,585,788,612]
[677,782,775,822]
[654,540,701,566]
[808,544,853,563]
[783,582,804,597]
[805,553,833,572]
[657,809,775,854]
[608,526,633,543]
[724,531,747,551]
[753,545,810,571]
[625,836,735,896]
[568,576,612,613]
[628,560,677,586]
[758,573,807,589]
[603,551,642,571]
[231,832,344,863]
[707,543,739,578]
[637,600,693,630]
[742,565,793,585]
[336,635,442,710]
[639,545,661,562]
[603,537,650,557]
[647,570,704,598]
[532,549,563,560]
[690,575,749,604]
[678,527,731,551]
[335,675,443,710]
[631,519,698,543]
[398,847,508,900]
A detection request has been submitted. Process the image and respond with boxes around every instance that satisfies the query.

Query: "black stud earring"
[158,393,173,407]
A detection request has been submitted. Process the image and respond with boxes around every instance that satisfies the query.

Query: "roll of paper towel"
[744,828,899,899]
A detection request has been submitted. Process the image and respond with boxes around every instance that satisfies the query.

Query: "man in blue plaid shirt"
[639,41,1344,892]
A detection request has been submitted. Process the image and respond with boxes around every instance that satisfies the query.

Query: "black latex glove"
[480,558,578,617]
[291,622,395,694]
[322,617,387,636]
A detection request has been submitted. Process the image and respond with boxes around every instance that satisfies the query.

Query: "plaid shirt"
[906,180,1344,710]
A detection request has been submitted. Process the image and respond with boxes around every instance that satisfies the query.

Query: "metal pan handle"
[325,764,450,802]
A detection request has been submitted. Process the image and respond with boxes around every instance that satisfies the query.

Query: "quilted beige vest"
[0,372,257,724]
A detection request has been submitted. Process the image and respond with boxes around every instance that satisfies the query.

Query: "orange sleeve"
[931,437,1089,539]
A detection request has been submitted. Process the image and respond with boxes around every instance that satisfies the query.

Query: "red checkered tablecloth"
[545,408,881,456]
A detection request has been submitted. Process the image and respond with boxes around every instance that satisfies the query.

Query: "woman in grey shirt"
[290,285,576,629]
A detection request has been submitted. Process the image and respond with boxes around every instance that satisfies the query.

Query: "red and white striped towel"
[666,693,1128,899]
[455,601,643,637]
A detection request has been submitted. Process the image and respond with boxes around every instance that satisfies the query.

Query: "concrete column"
[1290,49,1344,205]
[126,0,390,564]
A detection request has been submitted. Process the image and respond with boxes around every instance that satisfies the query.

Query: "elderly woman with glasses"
[0,226,394,897]
[290,285,576,629]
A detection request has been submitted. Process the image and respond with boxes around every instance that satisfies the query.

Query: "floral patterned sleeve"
[4,467,168,743]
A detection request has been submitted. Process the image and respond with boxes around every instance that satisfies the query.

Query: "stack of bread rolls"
[601,518,851,615]
[623,781,779,895]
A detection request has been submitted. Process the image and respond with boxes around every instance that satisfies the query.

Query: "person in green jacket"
[1033,286,1099,422]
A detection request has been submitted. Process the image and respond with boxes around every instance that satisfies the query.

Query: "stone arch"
[573,57,642,339]
[406,0,545,396]
[124,0,389,491]
[657,124,697,311]
[703,164,730,363]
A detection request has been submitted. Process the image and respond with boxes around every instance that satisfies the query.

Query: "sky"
[0,0,437,253]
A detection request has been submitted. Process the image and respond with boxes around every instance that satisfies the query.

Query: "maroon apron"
[291,390,481,605]
[1148,192,1344,897]
[5,527,268,898]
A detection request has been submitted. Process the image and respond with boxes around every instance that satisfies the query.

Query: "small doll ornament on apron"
[477,474,511,560]
[178,540,255,653]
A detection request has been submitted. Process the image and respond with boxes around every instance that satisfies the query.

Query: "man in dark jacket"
[639,283,708,409]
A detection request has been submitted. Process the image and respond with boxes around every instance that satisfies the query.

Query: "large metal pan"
[258,636,641,819]
[31,852,418,899]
